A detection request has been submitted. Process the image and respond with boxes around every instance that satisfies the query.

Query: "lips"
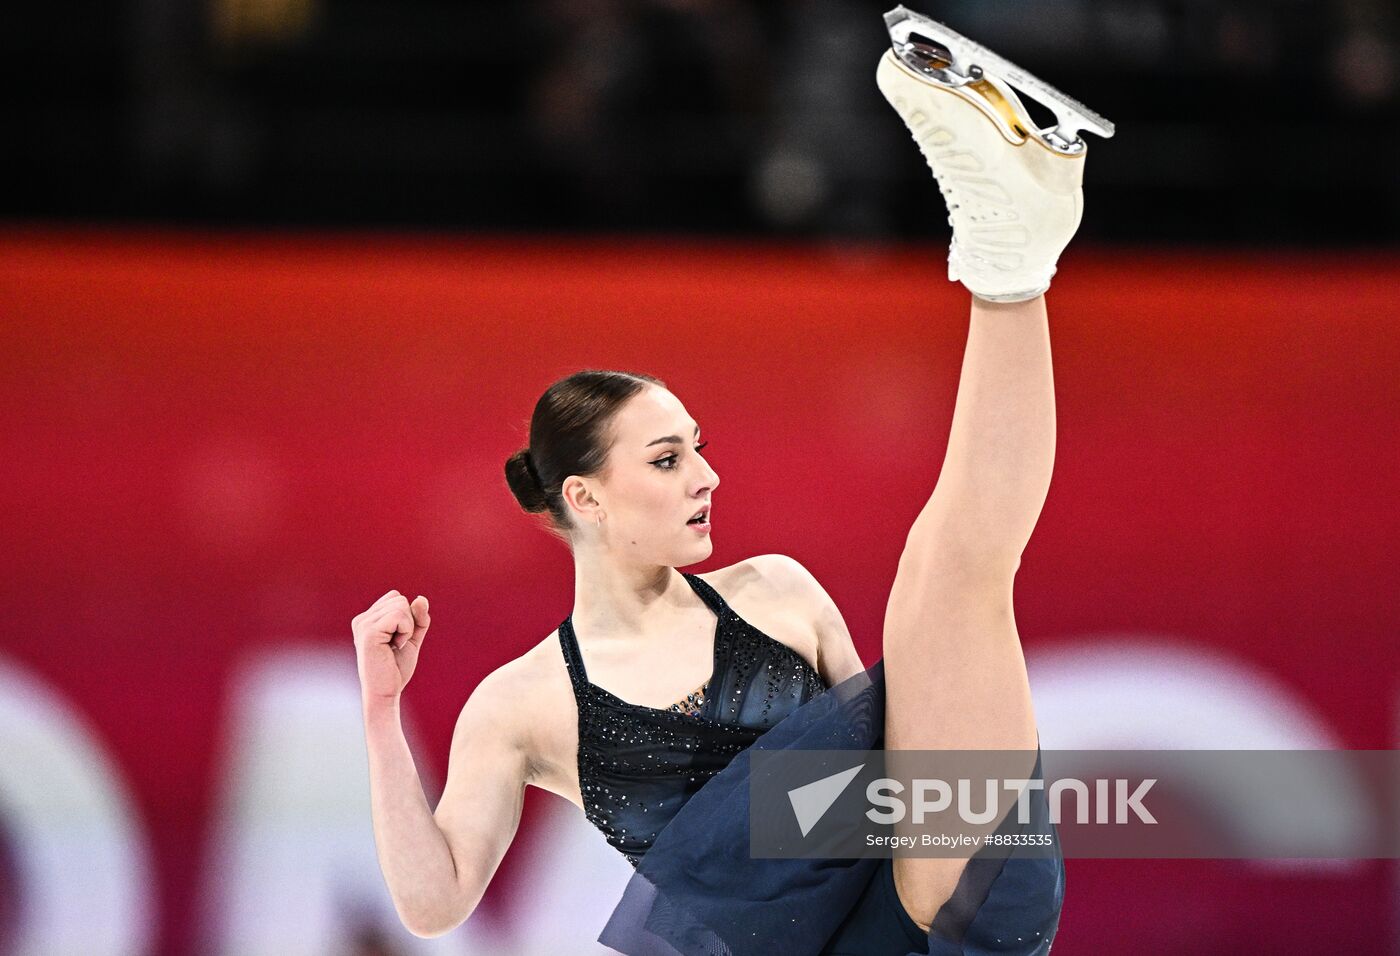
[686,504,711,525]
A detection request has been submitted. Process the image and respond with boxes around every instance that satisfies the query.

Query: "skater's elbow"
[402,913,452,940]
[399,892,479,939]
[404,917,460,940]
[380,811,498,938]
[404,916,465,940]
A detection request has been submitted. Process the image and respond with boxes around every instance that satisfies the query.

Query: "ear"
[561,475,602,523]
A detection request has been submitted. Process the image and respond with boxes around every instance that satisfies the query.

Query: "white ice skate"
[877,6,1116,302]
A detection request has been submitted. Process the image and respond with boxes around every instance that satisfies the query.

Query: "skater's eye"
[652,442,708,470]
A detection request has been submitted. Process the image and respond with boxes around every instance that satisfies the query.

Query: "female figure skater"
[353,9,1112,954]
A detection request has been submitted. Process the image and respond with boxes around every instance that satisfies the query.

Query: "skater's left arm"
[749,554,866,687]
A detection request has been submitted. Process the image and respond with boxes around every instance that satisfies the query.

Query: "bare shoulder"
[703,554,866,687]
[703,553,827,608]
[698,554,830,668]
[490,629,576,700]
[452,653,535,749]
[456,631,576,786]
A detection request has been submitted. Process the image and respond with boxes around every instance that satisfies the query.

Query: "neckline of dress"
[562,571,729,720]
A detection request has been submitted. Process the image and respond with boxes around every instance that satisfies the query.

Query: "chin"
[665,537,712,566]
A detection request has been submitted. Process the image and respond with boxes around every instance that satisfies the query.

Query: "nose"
[695,455,719,494]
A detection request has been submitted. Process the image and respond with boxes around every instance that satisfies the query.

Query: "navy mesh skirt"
[597,660,1065,956]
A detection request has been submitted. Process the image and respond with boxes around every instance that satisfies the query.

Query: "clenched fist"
[352,590,431,704]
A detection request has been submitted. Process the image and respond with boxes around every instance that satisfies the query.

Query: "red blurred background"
[0,229,1395,954]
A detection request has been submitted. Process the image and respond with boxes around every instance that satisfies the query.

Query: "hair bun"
[522,450,542,489]
[504,447,549,513]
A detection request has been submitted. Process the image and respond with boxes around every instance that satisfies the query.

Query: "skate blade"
[883,5,1115,154]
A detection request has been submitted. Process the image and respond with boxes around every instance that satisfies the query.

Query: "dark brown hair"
[504,369,666,537]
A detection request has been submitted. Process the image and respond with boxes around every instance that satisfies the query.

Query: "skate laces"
[877,44,1086,302]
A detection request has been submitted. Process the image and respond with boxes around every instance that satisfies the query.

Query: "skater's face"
[582,386,719,563]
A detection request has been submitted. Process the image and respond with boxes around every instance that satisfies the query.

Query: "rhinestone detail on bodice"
[558,571,828,867]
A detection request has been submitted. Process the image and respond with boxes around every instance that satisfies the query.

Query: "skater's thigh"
[881,552,1040,930]
[881,550,1038,756]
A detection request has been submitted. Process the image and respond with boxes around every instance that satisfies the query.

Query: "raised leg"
[871,7,1111,927]
[884,292,1056,931]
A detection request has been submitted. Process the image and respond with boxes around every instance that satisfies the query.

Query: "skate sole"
[883,5,1116,154]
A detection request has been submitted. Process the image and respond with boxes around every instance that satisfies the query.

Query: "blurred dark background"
[8,0,1399,243]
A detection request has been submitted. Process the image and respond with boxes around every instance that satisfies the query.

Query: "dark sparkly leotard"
[576,571,1066,956]
[558,570,827,867]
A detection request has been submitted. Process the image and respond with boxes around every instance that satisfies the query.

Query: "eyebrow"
[645,423,701,447]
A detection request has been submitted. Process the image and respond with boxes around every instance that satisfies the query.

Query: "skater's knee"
[899,515,1020,587]
[901,503,1024,579]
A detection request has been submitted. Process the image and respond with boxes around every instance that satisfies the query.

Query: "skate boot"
[877,6,1116,302]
